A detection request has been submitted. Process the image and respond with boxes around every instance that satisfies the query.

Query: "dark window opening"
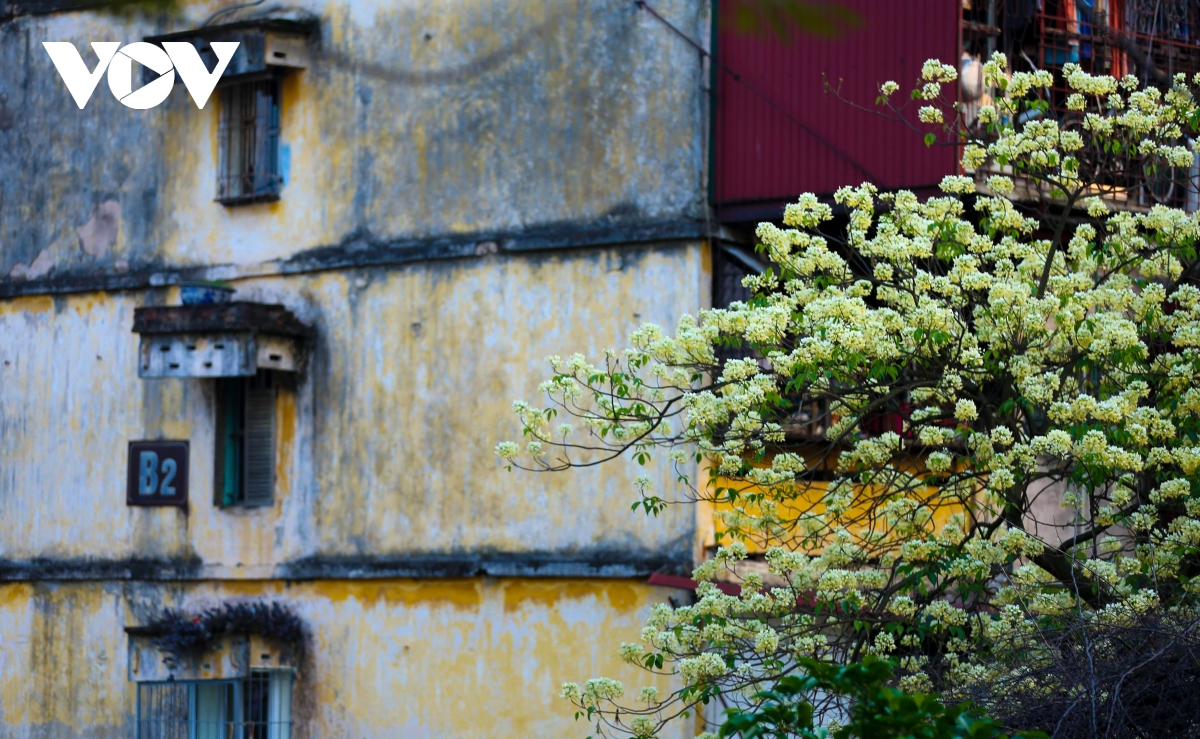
[215,371,276,507]
[712,243,838,442]
[712,243,758,311]
[218,78,282,205]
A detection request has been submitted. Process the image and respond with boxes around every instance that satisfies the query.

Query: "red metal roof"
[647,572,742,596]
[713,0,960,220]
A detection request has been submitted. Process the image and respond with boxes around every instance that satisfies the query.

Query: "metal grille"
[217,79,281,204]
[1032,1,1200,209]
[959,1,1200,210]
[1124,0,1200,44]
[1021,0,1200,81]
[136,671,293,739]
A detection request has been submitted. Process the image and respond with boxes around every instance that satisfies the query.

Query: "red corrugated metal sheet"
[713,0,960,218]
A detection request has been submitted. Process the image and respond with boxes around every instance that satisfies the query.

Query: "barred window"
[217,79,281,204]
[136,670,293,738]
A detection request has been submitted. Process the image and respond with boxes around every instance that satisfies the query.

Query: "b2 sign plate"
[126,441,189,507]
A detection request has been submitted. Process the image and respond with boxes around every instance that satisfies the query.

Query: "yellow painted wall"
[0,578,689,738]
[0,3,713,735]
[699,453,969,554]
[0,243,708,569]
[1,0,709,282]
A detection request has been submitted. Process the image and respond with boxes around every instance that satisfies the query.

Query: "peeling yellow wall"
[0,243,708,569]
[699,452,969,554]
[0,0,709,281]
[0,2,714,735]
[0,579,689,738]
[0,244,710,736]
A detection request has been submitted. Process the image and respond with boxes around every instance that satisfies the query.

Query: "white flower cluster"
[517,54,1200,737]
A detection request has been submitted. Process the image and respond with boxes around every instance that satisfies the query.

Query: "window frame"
[215,370,277,508]
[135,669,294,739]
[216,75,283,206]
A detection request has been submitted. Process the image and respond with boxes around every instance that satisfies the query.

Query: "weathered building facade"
[11,0,1146,733]
[0,0,713,735]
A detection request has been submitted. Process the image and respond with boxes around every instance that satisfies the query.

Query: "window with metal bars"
[215,371,276,507]
[136,670,293,739]
[217,79,282,204]
[962,0,1200,211]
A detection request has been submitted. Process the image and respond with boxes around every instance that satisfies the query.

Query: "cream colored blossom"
[508,55,1200,736]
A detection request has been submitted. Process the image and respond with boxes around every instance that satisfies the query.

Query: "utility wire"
[202,0,266,27]
[635,0,886,188]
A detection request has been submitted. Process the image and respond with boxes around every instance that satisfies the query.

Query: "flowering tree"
[498,55,1200,737]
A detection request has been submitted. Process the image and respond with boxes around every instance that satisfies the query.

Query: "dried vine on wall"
[143,601,306,663]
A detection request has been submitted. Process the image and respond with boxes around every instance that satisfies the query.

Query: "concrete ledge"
[0,550,694,582]
[0,556,205,581]
[0,217,711,299]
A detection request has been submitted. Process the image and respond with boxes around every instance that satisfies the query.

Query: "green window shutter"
[242,376,276,507]
[218,377,245,506]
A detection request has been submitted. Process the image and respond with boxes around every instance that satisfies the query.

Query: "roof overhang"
[132,302,312,379]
